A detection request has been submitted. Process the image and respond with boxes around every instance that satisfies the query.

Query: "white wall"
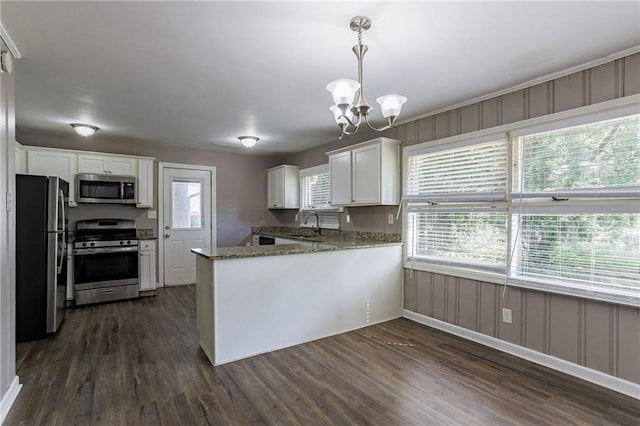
[0,27,21,422]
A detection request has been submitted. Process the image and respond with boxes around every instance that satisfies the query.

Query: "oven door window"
[75,251,138,284]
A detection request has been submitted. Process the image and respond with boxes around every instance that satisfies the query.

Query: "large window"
[404,107,639,304]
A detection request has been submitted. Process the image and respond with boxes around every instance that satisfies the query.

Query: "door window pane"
[172,179,203,229]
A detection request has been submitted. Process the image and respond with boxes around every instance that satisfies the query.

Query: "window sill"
[403,261,640,308]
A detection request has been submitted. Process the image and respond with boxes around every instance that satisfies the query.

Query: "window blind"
[407,209,507,271]
[300,165,331,210]
[299,164,340,229]
[510,213,639,294]
[403,104,639,304]
[405,140,508,202]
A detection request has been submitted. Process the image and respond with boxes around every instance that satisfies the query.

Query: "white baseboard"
[0,376,22,424]
[403,310,640,400]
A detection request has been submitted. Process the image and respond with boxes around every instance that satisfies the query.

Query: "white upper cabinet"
[136,158,154,208]
[20,145,154,208]
[27,149,78,206]
[327,151,352,206]
[267,165,299,209]
[327,137,400,206]
[78,153,136,176]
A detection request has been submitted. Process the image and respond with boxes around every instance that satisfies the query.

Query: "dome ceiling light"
[71,123,99,137]
[238,136,259,148]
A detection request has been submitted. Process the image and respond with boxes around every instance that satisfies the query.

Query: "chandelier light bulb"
[376,95,408,119]
[71,123,99,137]
[326,79,360,107]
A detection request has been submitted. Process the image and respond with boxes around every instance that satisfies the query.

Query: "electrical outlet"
[346,214,351,224]
[147,210,157,219]
[502,308,513,324]
[387,213,394,224]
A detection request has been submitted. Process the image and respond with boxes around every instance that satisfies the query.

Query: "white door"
[162,167,212,285]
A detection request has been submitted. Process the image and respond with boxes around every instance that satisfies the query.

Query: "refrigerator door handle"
[59,189,65,233]
[56,189,66,274]
[57,234,65,275]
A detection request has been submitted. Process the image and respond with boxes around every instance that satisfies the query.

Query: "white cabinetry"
[27,149,78,206]
[327,151,352,205]
[15,142,26,174]
[139,240,157,292]
[78,153,136,176]
[267,165,299,209]
[327,137,400,206]
[136,158,154,208]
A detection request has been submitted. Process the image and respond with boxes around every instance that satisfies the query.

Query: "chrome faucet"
[304,212,321,235]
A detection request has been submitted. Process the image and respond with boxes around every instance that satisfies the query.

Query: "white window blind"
[405,140,508,202]
[404,107,640,304]
[300,165,331,210]
[407,208,507,272]
[511,213,639,294]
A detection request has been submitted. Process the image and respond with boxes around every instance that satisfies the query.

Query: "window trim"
[402,96,640,307]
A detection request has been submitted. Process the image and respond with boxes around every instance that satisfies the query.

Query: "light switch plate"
[502,308,513,324]
[387,213,394,224]
[346,214,351,224]
[147,210,157,219]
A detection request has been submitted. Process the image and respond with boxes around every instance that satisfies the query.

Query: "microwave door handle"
[121,182,125,201]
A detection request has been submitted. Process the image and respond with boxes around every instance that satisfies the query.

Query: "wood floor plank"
[5,285,639,425]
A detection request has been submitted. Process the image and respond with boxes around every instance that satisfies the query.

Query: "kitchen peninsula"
[192,228,402,366]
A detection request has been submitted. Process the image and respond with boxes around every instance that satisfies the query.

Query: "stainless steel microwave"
[77,173,136,204]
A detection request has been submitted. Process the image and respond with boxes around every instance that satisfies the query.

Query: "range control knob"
[126,240,131,245]
[90,242,95,247]
[82,242,87,247]
[120,241,124,246]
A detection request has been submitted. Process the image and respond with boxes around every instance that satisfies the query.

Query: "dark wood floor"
[5,285,639,425]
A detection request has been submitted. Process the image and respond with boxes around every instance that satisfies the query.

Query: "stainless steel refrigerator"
[15,174,69,343]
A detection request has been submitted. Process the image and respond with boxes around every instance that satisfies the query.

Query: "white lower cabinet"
[139,240,157,291]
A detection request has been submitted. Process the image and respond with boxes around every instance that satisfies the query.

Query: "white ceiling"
[3,1,640,155]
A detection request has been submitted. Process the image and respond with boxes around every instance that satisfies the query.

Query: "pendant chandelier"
[327,16,407,139]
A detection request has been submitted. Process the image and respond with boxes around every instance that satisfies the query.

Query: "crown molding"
[0,23,21,59]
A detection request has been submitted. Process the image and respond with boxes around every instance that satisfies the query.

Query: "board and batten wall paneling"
[403,270,640,384]
[401,52,640,387]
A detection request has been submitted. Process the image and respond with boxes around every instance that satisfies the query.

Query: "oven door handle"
[74,246,139,255]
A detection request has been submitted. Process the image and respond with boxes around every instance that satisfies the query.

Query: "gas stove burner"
[74,218,138,249]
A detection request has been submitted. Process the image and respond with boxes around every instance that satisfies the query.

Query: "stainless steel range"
[73,219,139,305]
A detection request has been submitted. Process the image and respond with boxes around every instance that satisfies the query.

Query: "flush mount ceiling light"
[71,123,99,137]
[327,16,407,139]
[238,136,259,148]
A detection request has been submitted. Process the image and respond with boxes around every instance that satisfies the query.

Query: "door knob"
[164,234,170,239]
